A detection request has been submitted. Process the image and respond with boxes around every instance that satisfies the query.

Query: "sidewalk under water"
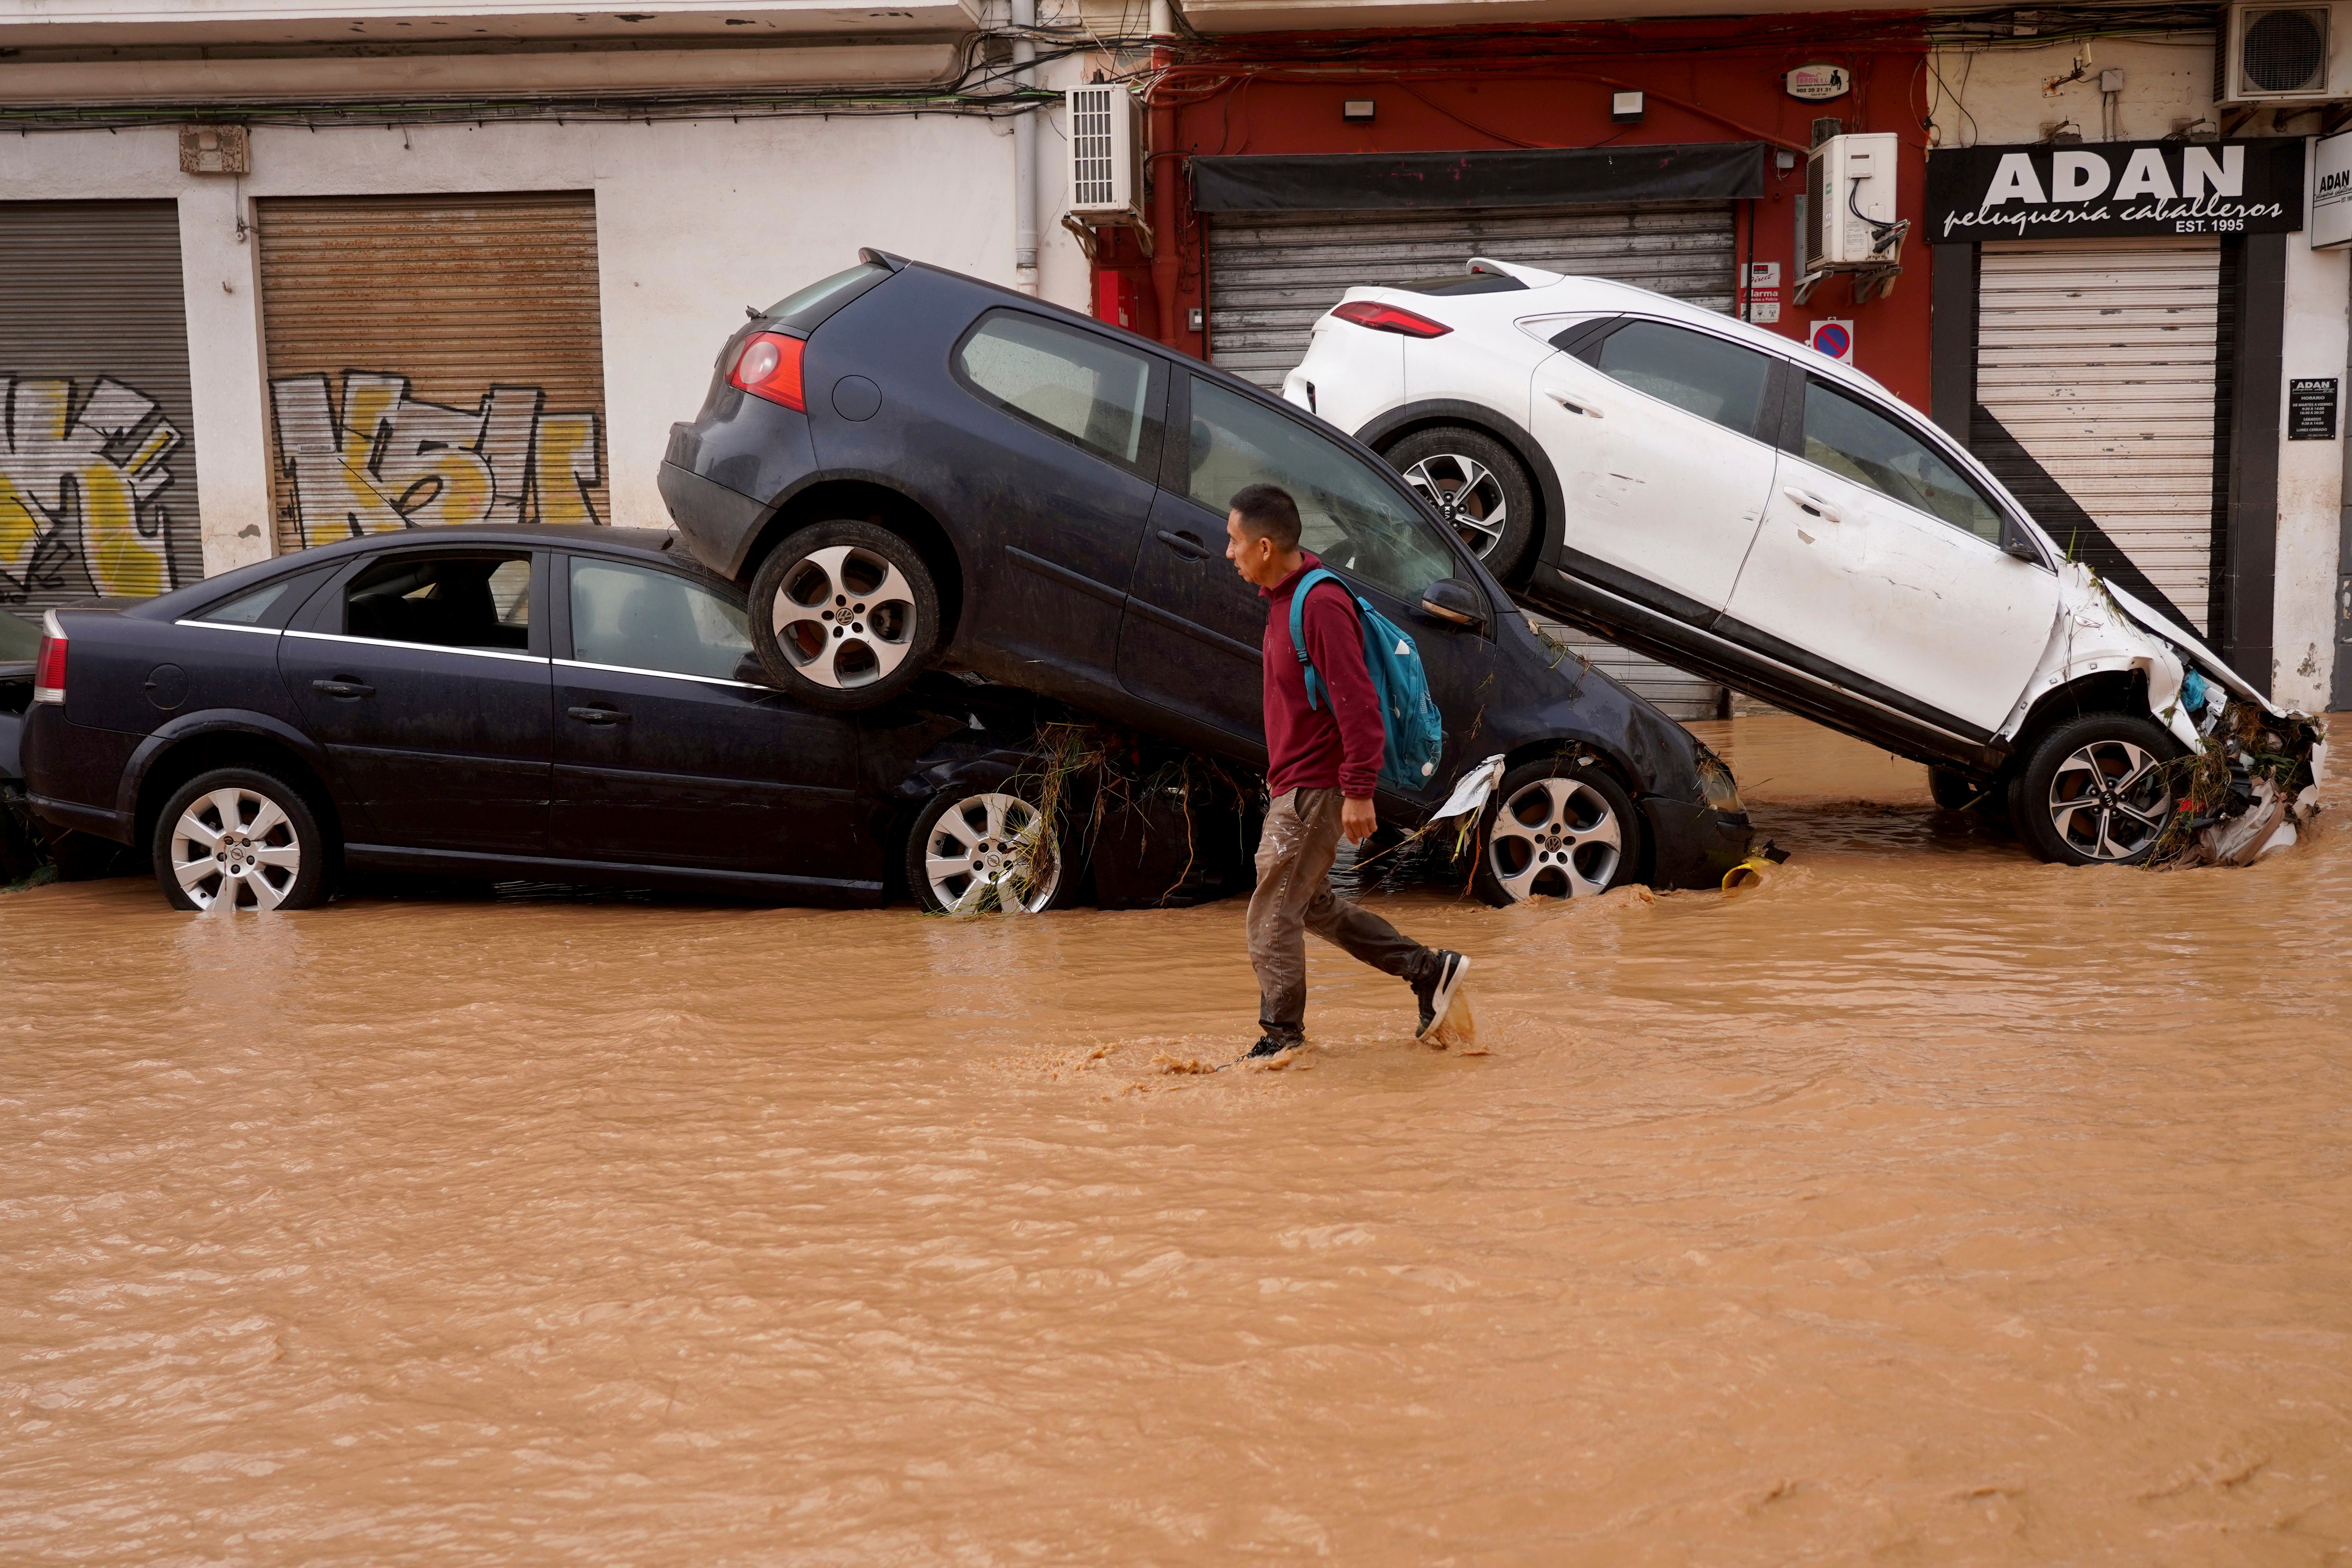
[2,713,2346,1564]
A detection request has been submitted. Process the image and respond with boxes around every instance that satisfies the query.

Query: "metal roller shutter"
[1976,237,2222,633]
[0,200,201,609]
[1206,200,1737,719]
[257,192,609,556]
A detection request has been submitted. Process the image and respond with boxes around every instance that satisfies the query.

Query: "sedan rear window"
[345,553,531,650]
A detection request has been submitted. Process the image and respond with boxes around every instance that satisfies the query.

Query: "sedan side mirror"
[1420,577,1486,631]
[2000,519,2041,563]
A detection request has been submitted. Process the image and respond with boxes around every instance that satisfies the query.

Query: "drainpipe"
[1148,0,1180,348]
[1011,0,1039,295]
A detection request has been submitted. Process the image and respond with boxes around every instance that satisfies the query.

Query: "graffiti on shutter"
[0,374,182,602]
[269,370,603,547]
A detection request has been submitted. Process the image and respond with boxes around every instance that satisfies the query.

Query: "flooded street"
[4,711,2349,1565]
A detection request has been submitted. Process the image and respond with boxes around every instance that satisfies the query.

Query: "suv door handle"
[1782,487,1839,522]
[311,679,374,699]
[567,705,630,724]
[1156,528,1210,559]
[1543,388,1604,418]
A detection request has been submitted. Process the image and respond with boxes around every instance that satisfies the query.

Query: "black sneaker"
[1413,951,1471,1040]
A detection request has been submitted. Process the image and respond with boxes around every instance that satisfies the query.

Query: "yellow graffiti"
[0,375,177,602]
[271,372,601,546]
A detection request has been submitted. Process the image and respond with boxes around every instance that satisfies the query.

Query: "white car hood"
[2102,582,2279,716]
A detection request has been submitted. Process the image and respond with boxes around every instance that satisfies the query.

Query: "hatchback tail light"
[33,611,66,705]
[729,331,806,411]
[1332,300,1453,339]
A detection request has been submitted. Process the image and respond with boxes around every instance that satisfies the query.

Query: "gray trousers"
[1248,788,1432,1044]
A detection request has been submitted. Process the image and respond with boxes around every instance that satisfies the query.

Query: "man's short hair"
[1229,484,1303,551]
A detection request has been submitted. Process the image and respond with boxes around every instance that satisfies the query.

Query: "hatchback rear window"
[763,261,891,332]
[1393,273,1528,296]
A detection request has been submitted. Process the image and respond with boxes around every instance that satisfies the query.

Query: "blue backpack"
[1288,567,1446,793]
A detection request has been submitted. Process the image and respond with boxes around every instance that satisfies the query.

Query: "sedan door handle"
[1543,388,1604,418]
[1155,528,1210,559]
[311,679,374,699]
[566,705,631,724]
[1782,487,1839,522]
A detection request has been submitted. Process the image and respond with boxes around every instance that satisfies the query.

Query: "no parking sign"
[1809,319,1854,364]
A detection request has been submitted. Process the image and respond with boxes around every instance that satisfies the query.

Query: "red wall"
[1103,17,1932,412]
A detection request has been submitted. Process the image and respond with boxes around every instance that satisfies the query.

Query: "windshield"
[763,262,891,332]
[0,610,40,663]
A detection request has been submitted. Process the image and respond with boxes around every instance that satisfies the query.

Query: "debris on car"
[2147,689,2327,870]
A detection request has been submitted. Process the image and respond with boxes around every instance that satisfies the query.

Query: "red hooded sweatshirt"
[1261,553,1385,800]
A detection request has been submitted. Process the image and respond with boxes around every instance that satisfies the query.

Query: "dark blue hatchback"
[659,250,1752,900]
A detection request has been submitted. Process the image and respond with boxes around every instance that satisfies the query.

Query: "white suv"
[1283,259,2309,866]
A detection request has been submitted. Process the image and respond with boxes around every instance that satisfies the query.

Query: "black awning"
[1191,144,1766,213]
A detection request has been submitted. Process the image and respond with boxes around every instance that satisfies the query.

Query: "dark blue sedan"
[17,526,1182,913]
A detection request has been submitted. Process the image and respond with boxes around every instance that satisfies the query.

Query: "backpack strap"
[1287,567,1343,711]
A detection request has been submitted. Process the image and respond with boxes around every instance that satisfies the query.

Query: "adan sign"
[1925,139,2305,243]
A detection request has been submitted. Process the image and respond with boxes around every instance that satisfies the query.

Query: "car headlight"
[1695,751,1744,814]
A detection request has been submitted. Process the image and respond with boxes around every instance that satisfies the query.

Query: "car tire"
[906,783,1077,915]
[152,767,334,912]
[2009,711,2182,867]
[747,520,941,710]
[1473,757,1642,906]
[1384,425,1539,582]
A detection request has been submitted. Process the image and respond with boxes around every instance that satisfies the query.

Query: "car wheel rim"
[170,786,302,911]
[773,544,918,689]
[1401,453,1509,559]
[2047,738,2170,861]
[921,792,1061,914]
[1486,777,1620,900]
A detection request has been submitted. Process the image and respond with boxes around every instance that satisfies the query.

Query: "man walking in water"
[1225,483,1469,1061]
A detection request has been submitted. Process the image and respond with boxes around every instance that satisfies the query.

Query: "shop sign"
[1925,139,2305,241]
[2289,378,2338,440]
[1741,261,1782,325]
[2312,129,2352,249]
[1785,64,1850,102]
[1810,319,1854,363]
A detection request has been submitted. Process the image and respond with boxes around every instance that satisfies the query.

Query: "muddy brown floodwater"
[4,711,2350,1566]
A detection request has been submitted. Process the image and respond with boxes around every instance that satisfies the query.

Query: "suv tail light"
[729,331,806,411]
[1332,300,1453,339]
[33,610,65,705]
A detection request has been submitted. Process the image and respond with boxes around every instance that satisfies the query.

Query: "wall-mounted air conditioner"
[2220,2,2352,103]
[1804,132,1901,270]
[1066,84,1144,222]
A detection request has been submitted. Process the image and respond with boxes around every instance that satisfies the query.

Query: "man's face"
[1226,510,1284,588]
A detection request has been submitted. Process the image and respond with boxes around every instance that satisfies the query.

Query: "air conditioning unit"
[2220,2,2352,102]
[1065,84,1144,222]
[1803,132,1901,270]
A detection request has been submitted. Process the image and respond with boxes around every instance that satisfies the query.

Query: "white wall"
[2276,170,2347,711]
[2,100,1096,580]
[1926,36,2221,148]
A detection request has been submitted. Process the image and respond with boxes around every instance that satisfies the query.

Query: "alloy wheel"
[1486,776,1622,899]
[1401,452,1510,560]
[169,786,303,910]
[2046,738,2171,861]
[921,792,1062,914]
[772,544,919,690]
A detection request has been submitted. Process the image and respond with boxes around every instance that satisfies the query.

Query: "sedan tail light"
[33,611,65,705]
[729,331,806,411]
[1332,300,1453,339]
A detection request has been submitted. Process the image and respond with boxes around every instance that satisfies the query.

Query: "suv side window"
[1802,378,2007,544]
[344,553,531,650]
[1187,377,1463,605]
[1584,320,1772,440]
[569,557,756,683]
[956,310,1163,477]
